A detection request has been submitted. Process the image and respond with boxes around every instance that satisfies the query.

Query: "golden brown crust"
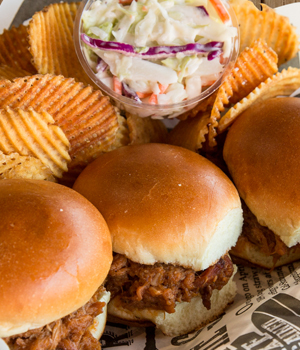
[224,97,300,248]
[0,179,112,337]
[73,143,243,271]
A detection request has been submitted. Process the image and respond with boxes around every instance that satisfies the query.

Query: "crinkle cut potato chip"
[28,2,95,87]
[168,112,211,152]
[0,107,70,178]
[59,111,131,185]
[230,0,299,66]
[0,74,122,178]
[0,151,55,182]
[207,39,278,148]
[218,67,300,133]
[220,39,278,105]
[0,74,169,185]
[0,25,37,74]
[0,65,31,81]
[126,113,168,145]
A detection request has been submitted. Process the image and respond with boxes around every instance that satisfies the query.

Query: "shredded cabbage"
[82,0,237,105]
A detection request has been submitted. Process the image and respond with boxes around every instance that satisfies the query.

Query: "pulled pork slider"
[1,179,112,350]
[224,97,300,270]
[73,143,243,336]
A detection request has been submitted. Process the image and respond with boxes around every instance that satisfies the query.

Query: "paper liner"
[0,64,32,81]
[0,107,70,178]
[218,67,300,133]
[207,39,278,148]
[230,0,299,66]
[0,150,56,182]
[167,112,210,152]
[0,24,37,74]
[126,113,168,145]
[0,74,123,179]
[28,2,95,87]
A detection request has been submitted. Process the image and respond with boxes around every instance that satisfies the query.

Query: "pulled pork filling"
[4,286,106,350]
[106,254,234,313]
[231,202,297,265]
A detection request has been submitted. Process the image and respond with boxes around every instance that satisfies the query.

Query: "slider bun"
[231,240,300,270]
[224,97,300,248]
[0,179,112,338]
[73,143,243,271]
[107,266,237,336]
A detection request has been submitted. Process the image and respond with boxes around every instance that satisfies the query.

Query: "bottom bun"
[89,290,111,340]
[230,238,300,270]
[107,266,237,336]
[0,339,9,350]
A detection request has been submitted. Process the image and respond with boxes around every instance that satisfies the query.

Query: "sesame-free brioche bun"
[0,179,112,338]
[224,97,300,248]
[73,143,243,271]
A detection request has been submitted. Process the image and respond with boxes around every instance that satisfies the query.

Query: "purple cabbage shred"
[81,33,223,60]
[197,5,209,16]
[121,82,142,102]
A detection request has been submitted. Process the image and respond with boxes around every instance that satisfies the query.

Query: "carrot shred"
[148,93,158,104]
[136,91,152,98]
[219,53,226,64]
[209,0,230,23]
[113,76,122,94]
[158,84,169,94]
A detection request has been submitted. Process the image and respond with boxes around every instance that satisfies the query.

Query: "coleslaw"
[80,0,237,115]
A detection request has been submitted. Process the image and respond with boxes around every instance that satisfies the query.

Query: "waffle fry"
[168,112,211,152]
[28,3,94,87]
[0,151,55,182]
[0,107,70,178]
[0,65,31,81]
[230,0,299,66]
[0,25,37,74]
[126,113,168,145]
[207,39,278,148]
[0,74,126,180]
[218,67,300,133]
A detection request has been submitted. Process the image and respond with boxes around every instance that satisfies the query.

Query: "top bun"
[224,97,300,248]
[73,143,243,271]
[0,179,112,338]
